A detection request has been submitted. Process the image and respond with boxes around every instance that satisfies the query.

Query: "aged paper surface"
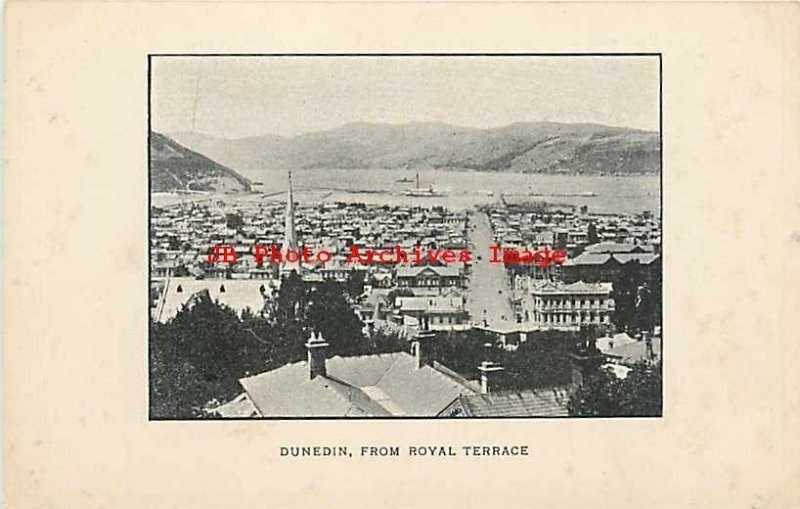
[4,2,800,507]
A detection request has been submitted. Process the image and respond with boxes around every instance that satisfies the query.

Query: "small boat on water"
[526,191,597,198]
[395,176,414,183]
[404,187,447,197]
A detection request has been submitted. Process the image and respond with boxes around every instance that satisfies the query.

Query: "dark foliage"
[149,294,268,419]
[568,362,662,417]
[611,260,662,333]
[361,329,409,355]
[386,287,415,304]
[431,328,585,391]
[305,280,365,356]
[225,213,244,231]
[587,222,599,244]
[150,272,369,417]
[344,271,366,300]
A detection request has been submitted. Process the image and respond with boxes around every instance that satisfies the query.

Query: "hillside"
[150,132,252,193]
[170,121,660,176]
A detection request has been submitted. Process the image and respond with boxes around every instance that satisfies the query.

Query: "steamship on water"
[403,173,448,197]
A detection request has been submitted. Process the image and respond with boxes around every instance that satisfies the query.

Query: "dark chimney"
[305,331,329,379]
[478,361,504,394]
[408,322,435,369]
[569,341,603,392]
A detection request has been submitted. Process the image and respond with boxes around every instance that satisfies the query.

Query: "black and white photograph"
[10,3,800,507]
[148,55,662,419]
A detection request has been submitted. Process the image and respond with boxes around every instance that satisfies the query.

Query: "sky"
[151,56,660,139]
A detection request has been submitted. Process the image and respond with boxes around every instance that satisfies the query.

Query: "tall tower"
[284,170,297,252]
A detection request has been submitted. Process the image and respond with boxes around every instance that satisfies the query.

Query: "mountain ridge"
[150,132,252,193]
[167,121,661,176]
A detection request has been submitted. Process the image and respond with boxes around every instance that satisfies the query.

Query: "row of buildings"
[482,203,661,331]
[152,182,661,335]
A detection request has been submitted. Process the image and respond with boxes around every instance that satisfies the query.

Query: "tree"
[611,259,662,333]
[611,260,641,331]
[361,328,408,355]
[387,287,414,304]
[587,222,599,245]
[429,329,583,391]
[273,271,310,323]
[568,362,662,417]
[498,331,582,390]
[270,275,366,359]
[306,280,365,356]
[432,328,496,375]
[167,235,181,251]
[173,264,190,277]
[149,293,268,419]
[225,213,244,231]
[344,271,366,300]
[635,282,655,331]
[150,273,372,417]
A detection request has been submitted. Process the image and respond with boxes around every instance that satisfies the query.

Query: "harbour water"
[154,168,660,215]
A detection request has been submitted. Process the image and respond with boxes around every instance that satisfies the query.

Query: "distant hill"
[150,132,251,193]
[170,121,661,176]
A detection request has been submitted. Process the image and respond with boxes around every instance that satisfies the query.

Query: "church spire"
[285,170,297,252]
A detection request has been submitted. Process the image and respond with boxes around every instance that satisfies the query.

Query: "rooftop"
[444,388,570,417]
[584,242,654,254]
[396,265,462,278]
[395,295,464,313]
[531,280,613,295]
[239,352,479,417]
[154,278,277,323]
[563,252,659,267]
[604,335,662,365]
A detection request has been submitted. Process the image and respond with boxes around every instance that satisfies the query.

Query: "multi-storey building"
[521,280,614,328]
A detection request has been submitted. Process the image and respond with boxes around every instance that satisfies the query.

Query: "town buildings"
[150,188,470,304]
[558,242,661,284]
[519,280,615,329]
[392,294,469,331]
[151,190,662,333]
[596,328,662,378]
[395,265,463,288]
[152,174,661,418]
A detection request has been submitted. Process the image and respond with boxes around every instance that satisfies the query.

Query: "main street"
[465,210,516,328]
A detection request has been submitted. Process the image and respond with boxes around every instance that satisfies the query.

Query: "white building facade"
[522,280,614,329]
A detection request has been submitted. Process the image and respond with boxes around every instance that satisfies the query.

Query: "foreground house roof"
[439,389,570,417]
[238,352,480,417]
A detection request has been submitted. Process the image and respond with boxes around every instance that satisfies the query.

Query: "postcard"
[4,2,799,508]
